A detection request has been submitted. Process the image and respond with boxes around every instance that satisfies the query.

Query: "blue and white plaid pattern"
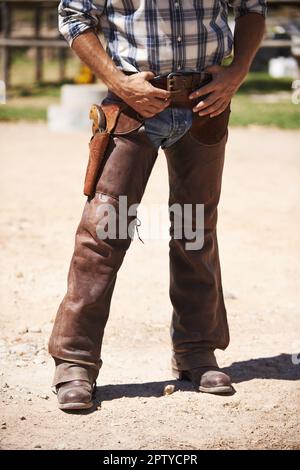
[58,0,267,74]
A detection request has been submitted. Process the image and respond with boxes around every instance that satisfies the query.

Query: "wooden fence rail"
[0,0,67,86]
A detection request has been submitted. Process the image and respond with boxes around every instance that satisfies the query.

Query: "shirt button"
[177,36,182,42]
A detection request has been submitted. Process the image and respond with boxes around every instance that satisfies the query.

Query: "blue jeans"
[143,107,194,150]
[102,91,194,150]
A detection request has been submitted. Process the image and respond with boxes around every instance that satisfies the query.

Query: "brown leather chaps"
[48,104,230,386]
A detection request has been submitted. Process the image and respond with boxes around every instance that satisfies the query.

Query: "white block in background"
[47,84,108,132]
[0,80,6,104]
[291,35,300,57]
[268,57,299,79]
[60,84,107,108]
[47,105,92,131]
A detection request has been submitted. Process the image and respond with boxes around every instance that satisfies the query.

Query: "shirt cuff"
[59,18,96,47]
[233,2,267,20]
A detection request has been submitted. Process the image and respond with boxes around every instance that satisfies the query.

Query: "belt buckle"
[167,72,182,92]
[167,72,191,92]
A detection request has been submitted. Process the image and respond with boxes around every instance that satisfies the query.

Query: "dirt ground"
[0,123,299,450]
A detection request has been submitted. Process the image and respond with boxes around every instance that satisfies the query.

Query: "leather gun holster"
[84,102,145,197]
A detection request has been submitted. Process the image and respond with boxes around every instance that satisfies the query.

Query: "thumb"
[140,71,156,81]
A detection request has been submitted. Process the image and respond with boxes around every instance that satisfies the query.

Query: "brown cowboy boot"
[56,380,96,410]
[51,360,98,410]
[173,366,232,394]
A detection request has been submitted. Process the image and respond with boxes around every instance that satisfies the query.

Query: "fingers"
[144,100,169,115]
[136,101,167,118]
[189,81,216,100]
[151,87,171,101]
[197,99,228,117]
[139,106,163,118]
[209,102,229,117]
[192,91,219,112]
[147,85,171,101]
[145,104,161,114]
[189,64,223,99]
[140,110,156,118]
[130,94,170,118]
[138,71,171,100]
[143,92,171,113]
[137,98,169,114]
[151,96,171,110]
[140,70,170,99]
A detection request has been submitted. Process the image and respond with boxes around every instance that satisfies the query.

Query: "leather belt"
[123,70,211,108]
[150,71,211,92]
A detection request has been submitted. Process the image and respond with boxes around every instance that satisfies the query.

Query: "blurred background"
[0,0,300,128]
[0,1,300,451]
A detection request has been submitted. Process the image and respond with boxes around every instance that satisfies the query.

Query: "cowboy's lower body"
[48,93,231,407]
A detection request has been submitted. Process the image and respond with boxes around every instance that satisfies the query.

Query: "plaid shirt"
[58,0,266,74]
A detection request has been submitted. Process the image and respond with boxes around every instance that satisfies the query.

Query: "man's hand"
[72,31,170,118]
[117,71,171,118]
[189,12,266,118]
[189,64,247,117]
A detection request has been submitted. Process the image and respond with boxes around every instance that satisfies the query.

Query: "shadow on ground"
[97,353,299,400]
[223,353,300,383]
[63,353,299,414]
